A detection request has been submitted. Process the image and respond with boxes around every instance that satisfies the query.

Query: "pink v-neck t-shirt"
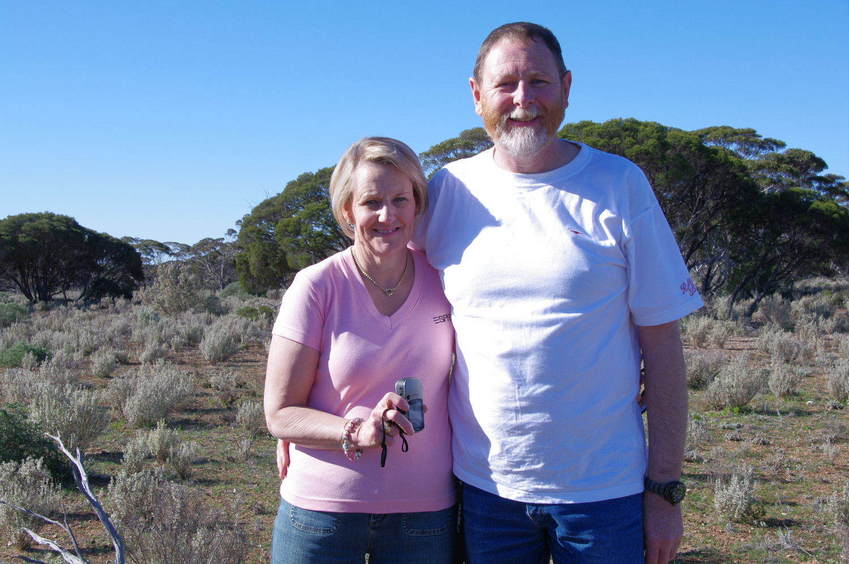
[271,248,456,513]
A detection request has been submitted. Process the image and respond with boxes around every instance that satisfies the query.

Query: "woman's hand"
[356,392,414,448]
[276,439,290,480]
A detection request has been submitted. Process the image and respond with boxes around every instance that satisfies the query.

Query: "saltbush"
[757,329,805,363]
[0,404,66,480]
[90,348,118,378]
[0,342,49,368]
[0,302,28,328]
[684,350,724,390]
[27,385,111,452]
[236,401,266,439]
[199,317,245,363]
[0,457,61,549]
[704,354,765,410]
[768,360,802,398]
[106,467,249,563]
[113,364,194,428]
[828,359,849,404]
[714,464,757,522]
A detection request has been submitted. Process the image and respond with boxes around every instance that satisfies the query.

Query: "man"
[415,22,702,563]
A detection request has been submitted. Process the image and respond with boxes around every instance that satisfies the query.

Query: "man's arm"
[638,320,688,564]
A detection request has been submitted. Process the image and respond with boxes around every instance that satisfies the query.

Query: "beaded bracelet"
[341,417,364,461]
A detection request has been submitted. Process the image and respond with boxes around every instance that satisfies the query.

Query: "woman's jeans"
[271,498,456,563]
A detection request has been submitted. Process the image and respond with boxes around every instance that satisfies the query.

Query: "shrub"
[0,342,49,368]
[209,370,239,407]
[684,350,724,390]
[145,419,180,462]
[167,441,199,480]
[109,364,194,428]
[757,329,804,363]
[828,359,849,404]
[757,294,794,330]
[0,457,61,549]
[0,404,66,480]
[682,316,712,348]
[106,468,249,563]
[768,360,802,398]
[199,317,243,362]
[145,262,208,315]
[714,464,757,523]
[236,401,266,439]
[27,385,111,452]
[0,302,28,328]
[707,320,736,349]
[235,305,275,323]
[90,348,118,378]
[139,341,165,365]
[703,354,764,410]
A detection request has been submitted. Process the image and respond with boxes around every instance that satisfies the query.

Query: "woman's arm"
[263,335,414,451]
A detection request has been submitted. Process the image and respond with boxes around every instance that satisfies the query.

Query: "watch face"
[667,482,686,504]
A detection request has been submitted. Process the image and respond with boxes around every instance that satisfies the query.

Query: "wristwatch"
[644,477,686,505]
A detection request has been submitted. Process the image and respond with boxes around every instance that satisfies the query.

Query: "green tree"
[420,127,492,178]
[725,188,849,315]
[235,167,346,293]
[560,119,759,295]
[0,213,143,303]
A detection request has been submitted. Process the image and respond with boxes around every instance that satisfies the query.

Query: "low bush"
[0,457,61,549]
[828,359,849,404]
[704,355,765,410]
[199,317,245,363]
[757,329,805,363]
[106,467,249,562]
[109,363,194,428]
[714,464,757,523]
[236,401,266,439]
[90,348,118,378]
[768,360,802,398]
[684,350,724,390]
[0,342,49,368]
[757,294,794,330]
[0,404,66,480]
[28,385,111,452]
[0,302,28,328]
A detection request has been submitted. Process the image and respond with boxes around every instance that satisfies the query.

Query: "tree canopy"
[0,212,144,303]
[231,119,848,313]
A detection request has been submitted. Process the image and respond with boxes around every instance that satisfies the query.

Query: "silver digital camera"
[394,377,425,432]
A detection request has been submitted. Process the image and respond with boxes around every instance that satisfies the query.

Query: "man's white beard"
[494,109,552,157]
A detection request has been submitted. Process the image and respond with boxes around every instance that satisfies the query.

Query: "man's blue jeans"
[461,482,644,563]
[271,498,456,563]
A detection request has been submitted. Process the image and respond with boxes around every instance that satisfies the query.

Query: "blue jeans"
[461,482,644,564]
[271,498,456,563]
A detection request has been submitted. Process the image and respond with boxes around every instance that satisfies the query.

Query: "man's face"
[471,38,571,158]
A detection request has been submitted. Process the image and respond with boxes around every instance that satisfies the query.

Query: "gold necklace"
[351,249,409,297]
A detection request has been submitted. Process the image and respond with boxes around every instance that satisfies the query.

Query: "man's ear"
[561,70,573,110]
[470,77,483,116]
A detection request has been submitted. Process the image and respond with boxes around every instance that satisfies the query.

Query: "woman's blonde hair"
[329,137,428,239]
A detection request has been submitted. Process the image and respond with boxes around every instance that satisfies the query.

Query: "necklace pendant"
[384,288,395,296]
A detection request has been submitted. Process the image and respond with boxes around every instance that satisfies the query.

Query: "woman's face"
[345,161,417,260]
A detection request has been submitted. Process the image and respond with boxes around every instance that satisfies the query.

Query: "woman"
[264,137,456,563]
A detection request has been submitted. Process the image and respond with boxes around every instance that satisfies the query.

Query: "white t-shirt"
[416,142,703,504]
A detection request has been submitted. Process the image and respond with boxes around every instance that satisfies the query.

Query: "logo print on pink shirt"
[680,278,698,296]
[432,313,451,324]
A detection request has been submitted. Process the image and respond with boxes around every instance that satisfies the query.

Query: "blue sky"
[2,1,847,244]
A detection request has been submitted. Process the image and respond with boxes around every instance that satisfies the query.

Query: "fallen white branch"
[22,528,86,564]
[46,433,125,564]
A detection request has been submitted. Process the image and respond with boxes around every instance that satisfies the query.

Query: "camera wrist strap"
[380,408,409,468]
